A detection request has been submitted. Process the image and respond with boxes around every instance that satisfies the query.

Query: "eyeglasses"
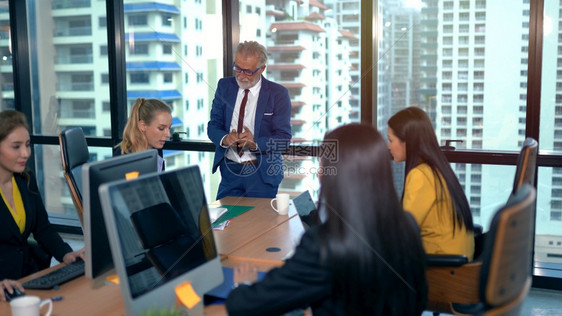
[232,62,262,76]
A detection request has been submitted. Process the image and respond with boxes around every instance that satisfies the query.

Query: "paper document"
[209,207,228,223]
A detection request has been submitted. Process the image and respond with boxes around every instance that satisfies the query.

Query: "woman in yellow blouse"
[0,110,84,300]
[387,107,475,260]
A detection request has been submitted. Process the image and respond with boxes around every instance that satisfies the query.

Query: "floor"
[420,287,562,315]
[60,235,562,315]
[522,288,562,315]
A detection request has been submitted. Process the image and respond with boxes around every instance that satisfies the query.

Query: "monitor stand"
[180,301,203,316]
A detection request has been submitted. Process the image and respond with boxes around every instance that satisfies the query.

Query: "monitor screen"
[82,149,159,279]
[99,165,222,315]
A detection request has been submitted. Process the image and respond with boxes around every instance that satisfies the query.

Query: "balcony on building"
[57,73,94,91]
[52,0,91,10]
[265,5,286,21]
[55,44,93,65]
[291,101,306,116]
[127,89,182,102]
[123,2,180,14]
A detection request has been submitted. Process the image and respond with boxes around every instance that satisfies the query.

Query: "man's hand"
[238,126,257,151]
[222,129,240,147]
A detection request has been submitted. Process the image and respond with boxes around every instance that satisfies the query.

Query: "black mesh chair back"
[59,127,90,225]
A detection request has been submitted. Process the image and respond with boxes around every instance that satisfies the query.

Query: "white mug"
[10,296,52,316]
[271,193,290,216]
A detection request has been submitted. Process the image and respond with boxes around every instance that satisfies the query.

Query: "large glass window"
[25,1,110,222]
[381,0,528,218]
[239,0,361,197]
[538,0,562,278]
[8,0,560,287]
[123,0,224,200]
[0,6,13,111]
[379,0,561,283]
[379,0,530,151]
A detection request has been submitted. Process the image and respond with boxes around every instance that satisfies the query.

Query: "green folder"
[212,205,254,226]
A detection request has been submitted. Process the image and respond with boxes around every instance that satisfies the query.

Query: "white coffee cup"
[271,193,290,216]
[10,296,52,316]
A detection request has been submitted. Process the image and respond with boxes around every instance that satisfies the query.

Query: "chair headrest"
[512,137,538,194]
[61,127,89,169]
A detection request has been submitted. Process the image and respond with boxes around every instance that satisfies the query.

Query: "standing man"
[208,41,292,199]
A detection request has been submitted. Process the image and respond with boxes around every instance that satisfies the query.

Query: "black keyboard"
[23,260,85,289]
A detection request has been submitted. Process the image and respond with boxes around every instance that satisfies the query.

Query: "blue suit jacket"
[207,76,292,186]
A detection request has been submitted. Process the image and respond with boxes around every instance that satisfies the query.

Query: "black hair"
[318,123,427,315]
[388,107,473,233]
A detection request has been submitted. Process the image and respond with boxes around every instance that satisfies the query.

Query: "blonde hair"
[118,98,172,153]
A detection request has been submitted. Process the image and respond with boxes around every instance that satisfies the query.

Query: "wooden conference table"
[0,197,303,316]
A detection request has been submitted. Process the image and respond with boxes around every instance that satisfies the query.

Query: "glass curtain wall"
[238,0,361,199]
[538,0,562,279]
[6,0,561,286]
[23,0,223,216]
[379,0,529,219]
[26,0,111,220]
[378,0,561,282]
[0,1,14,111]
[122,0,223,201]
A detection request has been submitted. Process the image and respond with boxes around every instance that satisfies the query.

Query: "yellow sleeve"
[403,167,436,226]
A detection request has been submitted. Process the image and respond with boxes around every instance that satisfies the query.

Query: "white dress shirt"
[223,78,262,163]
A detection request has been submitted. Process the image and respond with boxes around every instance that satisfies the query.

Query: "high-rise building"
[239,0,356,197]
[21,1,219,214]
[323,0,361,123]
[416,0,561,263]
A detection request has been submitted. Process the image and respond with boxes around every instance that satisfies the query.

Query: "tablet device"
[292,191,321,230]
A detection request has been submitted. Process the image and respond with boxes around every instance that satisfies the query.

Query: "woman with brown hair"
[0,110,84,300]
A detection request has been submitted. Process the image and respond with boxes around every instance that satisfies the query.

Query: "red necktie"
[237,89,250,156]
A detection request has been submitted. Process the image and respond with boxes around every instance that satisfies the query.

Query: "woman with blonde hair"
[115,97,172,171]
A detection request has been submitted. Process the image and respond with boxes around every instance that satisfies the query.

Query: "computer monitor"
[82,149,159,279]
[99,165,223,315]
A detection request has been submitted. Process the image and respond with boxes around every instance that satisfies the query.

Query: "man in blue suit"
[208,41,292,199]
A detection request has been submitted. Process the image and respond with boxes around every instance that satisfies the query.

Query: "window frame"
[7,0,561,290]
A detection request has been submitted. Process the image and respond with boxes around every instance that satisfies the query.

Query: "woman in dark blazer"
[0,110,83,300]
[226,124,428,315]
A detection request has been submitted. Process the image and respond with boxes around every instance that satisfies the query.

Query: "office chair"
[426,183,536,315]
[130,203,206,279]
[59,127,90,225]
[512,137,538,194]
[472,137,538,261]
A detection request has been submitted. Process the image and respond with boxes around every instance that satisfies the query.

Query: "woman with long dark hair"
[0,110,84,300]
[225,123,427,315]
[387,107,474,260]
